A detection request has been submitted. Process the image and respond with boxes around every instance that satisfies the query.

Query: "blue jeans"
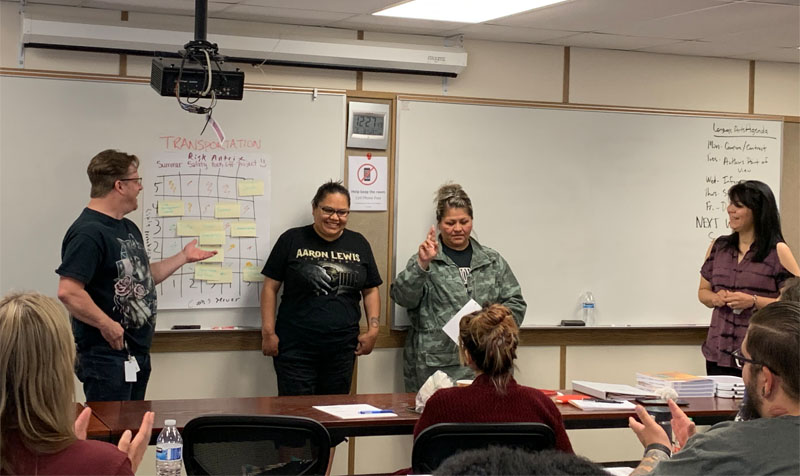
[76,348,151,401]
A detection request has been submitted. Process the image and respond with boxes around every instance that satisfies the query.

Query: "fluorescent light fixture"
[374,0,567,23]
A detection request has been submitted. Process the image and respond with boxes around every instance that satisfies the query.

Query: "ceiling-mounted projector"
[150,58,244,100]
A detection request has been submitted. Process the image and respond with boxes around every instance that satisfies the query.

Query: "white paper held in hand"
[442,299,482,344]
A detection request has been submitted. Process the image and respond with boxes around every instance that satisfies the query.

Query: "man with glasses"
[57,149,214,401]
[628,301,800,475]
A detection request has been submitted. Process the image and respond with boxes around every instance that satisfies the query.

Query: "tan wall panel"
[782,122,800,255]
[515,346,561,390]
[565,344,707,386]
[357,348,406,394]
[1,2,20,69]
[755,62,800,117]
[570,48,750,112]
[448,40,563,101]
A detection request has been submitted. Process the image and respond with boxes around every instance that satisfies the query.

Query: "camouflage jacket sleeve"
[390,254,429,318]
[493,252,527,325]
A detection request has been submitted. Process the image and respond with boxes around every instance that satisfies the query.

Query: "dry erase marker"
[359,409,394,414]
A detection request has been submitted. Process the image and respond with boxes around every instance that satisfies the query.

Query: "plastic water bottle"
[580,291,596,326]
[155,419,182,476]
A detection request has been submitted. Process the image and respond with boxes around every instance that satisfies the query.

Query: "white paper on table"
[312,404,397,419]
[442,299,482,344]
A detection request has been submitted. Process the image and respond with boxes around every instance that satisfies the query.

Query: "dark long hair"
[718,180,784,262]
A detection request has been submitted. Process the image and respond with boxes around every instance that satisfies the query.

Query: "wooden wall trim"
[562,47,570,104]
[150,326,708,352]
[748,60,755,114]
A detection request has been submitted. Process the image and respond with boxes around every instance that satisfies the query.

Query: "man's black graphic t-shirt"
[56,208,157,354]
[262,225,382,345]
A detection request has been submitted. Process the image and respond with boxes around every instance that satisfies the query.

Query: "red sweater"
[413,374,574,453]
[2,432,132,476]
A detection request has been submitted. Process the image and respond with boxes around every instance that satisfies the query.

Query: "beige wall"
[3,1,799,474]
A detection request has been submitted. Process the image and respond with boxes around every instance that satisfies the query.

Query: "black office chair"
[182,415,331,476]
[411,422,556,474]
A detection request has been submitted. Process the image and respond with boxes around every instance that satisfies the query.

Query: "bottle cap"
[164,419,177,426]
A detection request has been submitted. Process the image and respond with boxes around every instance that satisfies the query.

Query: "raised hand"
[417,225,439,270]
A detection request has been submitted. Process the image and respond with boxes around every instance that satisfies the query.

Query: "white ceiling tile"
[488,0,730,31]
[218,5,354,24]
[240,1,393,15]
[602,2,799,39]
[743,0,799,5]
[333,14,468,35]
[640,39,762,58]
[449,24,576,43]
[703,22,800,49]
[22,0,86,6]
[83,1,232,15]
[543,32,683,50]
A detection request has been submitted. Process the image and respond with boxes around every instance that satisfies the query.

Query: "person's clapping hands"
[74,408,155,473]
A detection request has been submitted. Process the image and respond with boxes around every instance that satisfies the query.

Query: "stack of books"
[636,371,716,397]
[707,375,745,398]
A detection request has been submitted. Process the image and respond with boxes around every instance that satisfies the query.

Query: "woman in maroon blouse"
[413,303,573,453]
[698,180,799,376]
[0,292,153,476]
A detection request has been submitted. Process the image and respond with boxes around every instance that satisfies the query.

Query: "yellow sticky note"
[198,245,224,263]
[230,221,257,237]
[157,200,185,217]
[215,202,241,218]
[199,231,225,246]
[238,179,264,196]
[243,267,265,282]
[208,267,233,284]
[177,220,224,236]
[194,263,222,281]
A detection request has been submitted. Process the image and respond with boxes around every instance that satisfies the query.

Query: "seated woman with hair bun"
[412,303,573,453]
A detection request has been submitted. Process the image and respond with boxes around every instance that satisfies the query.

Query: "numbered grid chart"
[143,153,271,309]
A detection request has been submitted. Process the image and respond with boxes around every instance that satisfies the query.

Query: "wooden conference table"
[86,391,740,443]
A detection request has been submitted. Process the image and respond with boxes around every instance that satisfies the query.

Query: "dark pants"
[706,360,742,377]
[76,349,151,401]
[273,338,357,396]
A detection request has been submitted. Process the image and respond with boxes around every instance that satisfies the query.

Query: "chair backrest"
[182,415,331,476]
[411,422,556,474]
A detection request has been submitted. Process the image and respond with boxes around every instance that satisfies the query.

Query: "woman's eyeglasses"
[319,206,350,218]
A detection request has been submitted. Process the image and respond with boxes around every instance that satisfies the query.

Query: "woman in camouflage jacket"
[391,184,526,392]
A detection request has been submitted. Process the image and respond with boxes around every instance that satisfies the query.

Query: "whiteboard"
[0,74,345,329]
[393,100,782,327]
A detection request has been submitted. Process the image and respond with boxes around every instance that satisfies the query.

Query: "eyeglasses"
[119,177,142,185]
[319,206,350,218]
[723,348,773,373]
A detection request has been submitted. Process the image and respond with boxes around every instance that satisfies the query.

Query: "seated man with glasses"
[628,301,800,476]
